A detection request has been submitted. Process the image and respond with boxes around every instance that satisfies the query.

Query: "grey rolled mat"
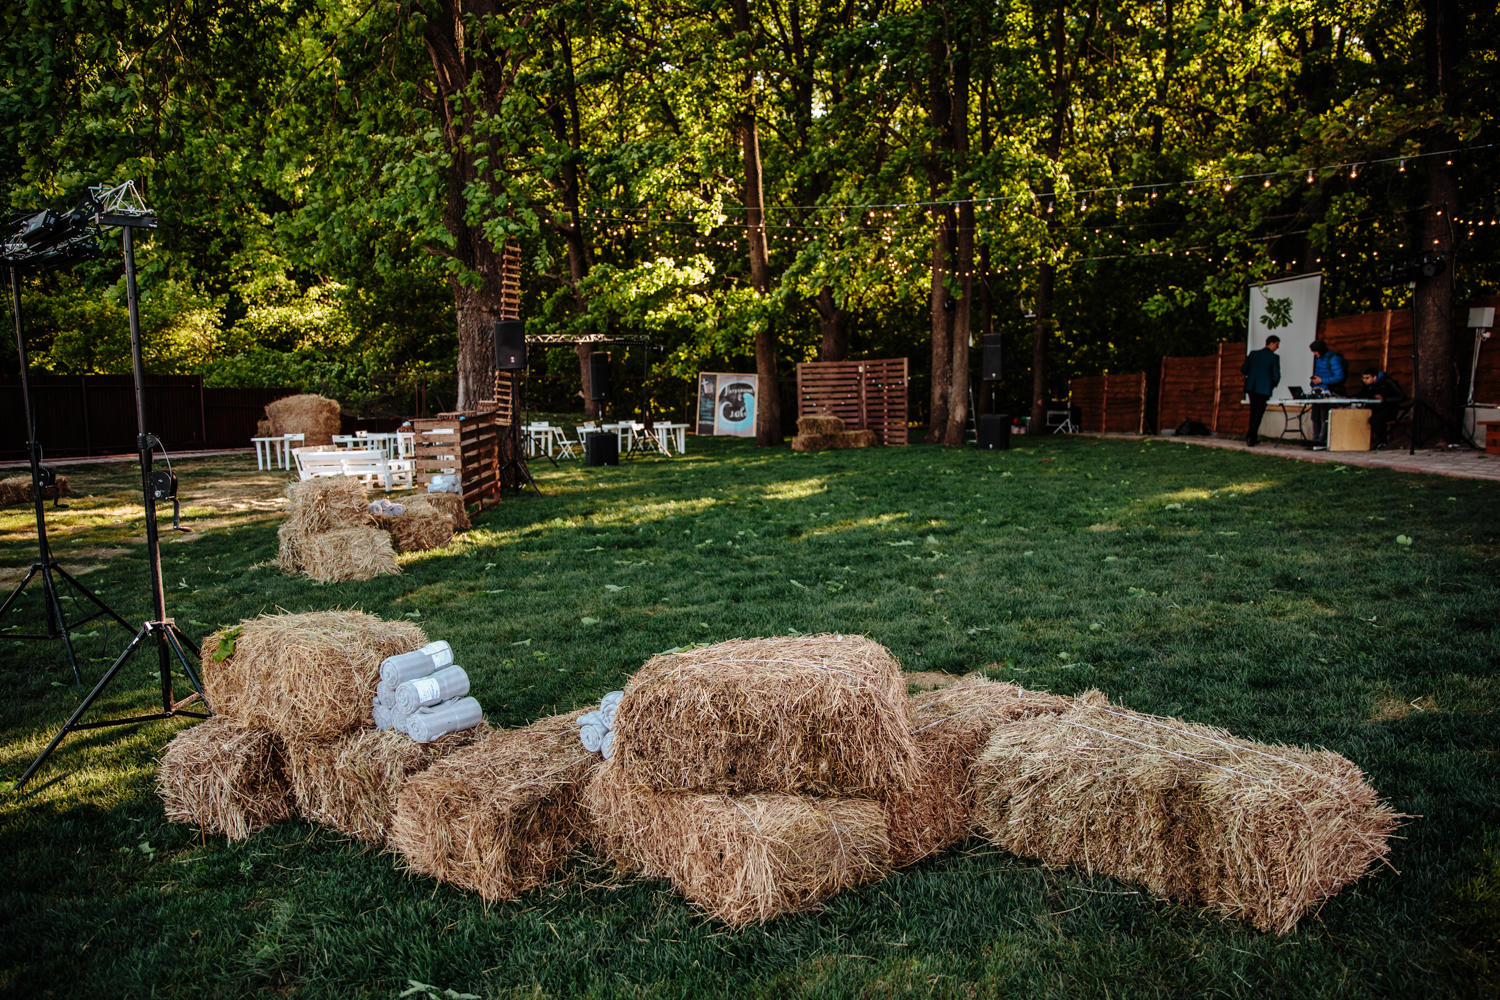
[395,665,470,715]
[379,641,454,685]
[373,699,395,731]
[405,697,483,743]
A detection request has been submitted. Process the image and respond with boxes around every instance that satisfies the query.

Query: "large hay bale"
[283,476,369,535]
[256,417,274,438]
[384,497,454,553]
[157,718,294,841]
[285,725,489,844]
[971,696,1402,935]
[389,710,597,902]
[790,433,843,452]
[796,414,845,436]
[265,393,341,447]
[201,611,427,740]
[301,527,400,583]
[838,429,879,448]
[422,490,471,532]
[586,761,889,926]
[0,474,73,507]
[884,676,1076,868]
[612,634,920,796]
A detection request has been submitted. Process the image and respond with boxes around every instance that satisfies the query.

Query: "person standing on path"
[1308,339,1347,449]
[1241,335,1281,447]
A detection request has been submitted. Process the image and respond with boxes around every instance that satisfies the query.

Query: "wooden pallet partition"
[406,415,501,513]
[1068,372,1146,433]
[795,358,910,445]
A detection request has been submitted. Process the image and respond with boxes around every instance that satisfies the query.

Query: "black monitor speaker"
[589,351,612,401]
[981,334,1003,381]
[493,320,526,370]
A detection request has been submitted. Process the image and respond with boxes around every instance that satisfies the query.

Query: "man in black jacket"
[1357,367,1405,450]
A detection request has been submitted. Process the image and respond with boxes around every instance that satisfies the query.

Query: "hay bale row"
[276,476,400,581]
[611,634,921,796]
[202,611,428,740]
[158,718,294,841]
[284,725,489,844]
[372,497,454,553]
[265,393,341,447]
[884,676,1076,868]
[796,414,845,436]
[301,527,401,583]
[0,474,73,507]
[971,695,1401,935]
[585,761,889,926]
[790,429,879,451]
[390,710,598,902]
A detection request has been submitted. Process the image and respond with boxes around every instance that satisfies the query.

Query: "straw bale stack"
[585,761,889,926]
[256,418,274,438]
[265,393,341,447]
[380,498,454,553]
[971,695,1401,935]
[839,429,879,448]
[157,718,294,841]
[884,676,1075,867]
[285,724,489,843]
[611,634,921,796]
[301,527,400,583]
[390,710,598,902]
[201,611,427,740]
[0,474,73,507]
[790,428,879,451]
[796,414,845,436]
[278,476,371,573]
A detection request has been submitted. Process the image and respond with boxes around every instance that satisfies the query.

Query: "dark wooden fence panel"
[795,359,909,445]
[1069,372,1145,433]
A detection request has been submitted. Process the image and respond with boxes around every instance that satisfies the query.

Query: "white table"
[252,434,304,470]
[332,432,400,458]
[654,422,688,455]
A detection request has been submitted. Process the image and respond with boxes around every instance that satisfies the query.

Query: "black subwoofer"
[976,414,1011,450]
[584,431,618,466]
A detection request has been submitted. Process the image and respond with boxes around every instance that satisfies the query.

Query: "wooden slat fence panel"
[1157,356,1220,432]
[1068,372,1145,433]
[795,358,909,445]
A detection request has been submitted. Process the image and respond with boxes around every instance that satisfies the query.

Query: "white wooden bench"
[293,447,394,491]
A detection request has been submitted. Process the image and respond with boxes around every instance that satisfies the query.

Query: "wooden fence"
[1157,296,1500,437]
[1068,372,1147,433]
[795,358,910,445]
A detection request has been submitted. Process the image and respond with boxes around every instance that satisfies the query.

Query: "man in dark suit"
[1240,335,1281,447]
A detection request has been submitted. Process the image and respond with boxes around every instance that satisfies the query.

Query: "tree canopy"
[4,0,1494,432]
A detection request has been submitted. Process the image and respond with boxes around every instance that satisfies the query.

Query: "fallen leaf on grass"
[580,617,598,625]
[1396,535,1413,546]
[789,579,809,589]
[605,584,623,591]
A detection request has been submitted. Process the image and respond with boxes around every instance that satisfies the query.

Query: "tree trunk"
[924,13,954,444]
[816,286,848,361]
[1029,262,1055,432]
[552,26,599,417]
[733,0,781,446]
[942,35,973,447]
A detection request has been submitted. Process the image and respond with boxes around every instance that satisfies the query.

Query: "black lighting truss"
[4,182,211,790]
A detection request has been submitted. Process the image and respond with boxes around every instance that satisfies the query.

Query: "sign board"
[1246,273,1322,402]
[694,372,758,437]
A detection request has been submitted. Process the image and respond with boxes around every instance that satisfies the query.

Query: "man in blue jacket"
[1308,339,1346,450]
[1240,335,1280,447]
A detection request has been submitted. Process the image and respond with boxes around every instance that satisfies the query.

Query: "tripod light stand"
[1,263,132,685]
[15,182,210,790]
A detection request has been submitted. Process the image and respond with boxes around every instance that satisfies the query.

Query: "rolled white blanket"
[379,641,454,685]
[395,665,470,715]
[600,728,615,759]
[376,677,398,702]
[406,696,483,743]
[579,722,607,753]
[600,700,620,729]
[373,700,394,731]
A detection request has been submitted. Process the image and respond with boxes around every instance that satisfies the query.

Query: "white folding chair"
[550,426,580,460]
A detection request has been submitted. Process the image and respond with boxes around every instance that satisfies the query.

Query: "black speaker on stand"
[589,351,612,403]
[493,321,541,494]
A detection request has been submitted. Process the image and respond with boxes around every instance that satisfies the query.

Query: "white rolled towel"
[577,711,604,729]
[406,697,483,743]
[376,677,398,703]
[379,641,454,685]
[373,700,394,731]
[579,722,607,753]
[600,728,615,759]
[600,700,620,729]
[601,690,624,710]
[396,665,470,715]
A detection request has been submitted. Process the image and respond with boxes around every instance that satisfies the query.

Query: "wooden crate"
[406,415,501,512]
[795,358,909,445]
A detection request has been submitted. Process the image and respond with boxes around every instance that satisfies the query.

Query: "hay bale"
[389,710,597,902]
[265,393,341,447]
[971,696,1402,935]
[422,490,471,532]
[384,498,454,553]
[884,677,1076,867]
[284,724,489,844]
[301,527,400,583]
[838,429,879,448]
[157,718,294,841]
[284,475,369,535]
[201,610,427,740]
[256,418,274,437]
[585,761,889,925]
[612,634,920,796]
[796,414,845,436]
[790,433,843,452]
[0,474,73,507]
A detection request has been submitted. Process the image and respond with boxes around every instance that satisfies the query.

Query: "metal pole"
[1409,283,1419,455]
[9,267,50,573]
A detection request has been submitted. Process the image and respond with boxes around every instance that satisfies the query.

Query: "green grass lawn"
[1,434,1496,998]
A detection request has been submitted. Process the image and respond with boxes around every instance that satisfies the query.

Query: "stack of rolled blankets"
[373,640,484,742]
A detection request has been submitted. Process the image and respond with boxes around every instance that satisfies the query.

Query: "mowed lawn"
[0,434,1496,999]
